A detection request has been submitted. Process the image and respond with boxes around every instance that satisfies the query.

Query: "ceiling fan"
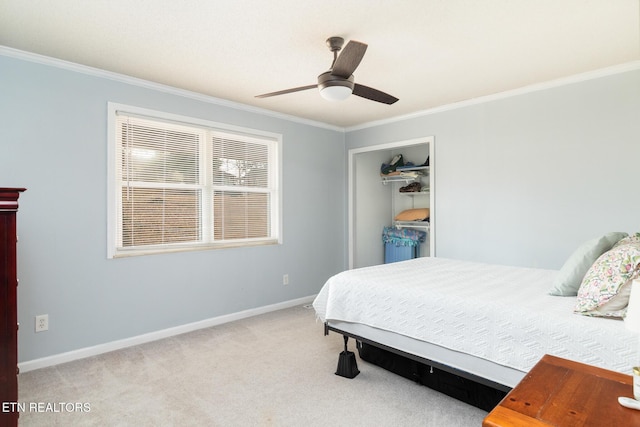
[256,36,398,105]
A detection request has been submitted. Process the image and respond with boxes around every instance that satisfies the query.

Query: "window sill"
[110,239,280,258]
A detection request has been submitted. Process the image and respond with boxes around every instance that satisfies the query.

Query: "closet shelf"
[394,221,430,231]
[399,190,430,196]
[381,175,421,184]
[381,167,429,185]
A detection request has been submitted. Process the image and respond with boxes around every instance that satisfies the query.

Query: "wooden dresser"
[0,188,25,427]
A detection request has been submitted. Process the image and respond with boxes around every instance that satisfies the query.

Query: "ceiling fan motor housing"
[318,71,354,91]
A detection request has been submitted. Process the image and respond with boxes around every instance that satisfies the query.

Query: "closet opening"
[348,137,435,269]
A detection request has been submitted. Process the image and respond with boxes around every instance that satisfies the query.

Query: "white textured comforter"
[314,257,637,374]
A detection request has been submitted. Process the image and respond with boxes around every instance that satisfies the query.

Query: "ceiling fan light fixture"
[320,85,352,101]
[318,71,354,102]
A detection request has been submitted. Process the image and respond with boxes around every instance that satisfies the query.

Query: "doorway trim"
[348,136,435,269]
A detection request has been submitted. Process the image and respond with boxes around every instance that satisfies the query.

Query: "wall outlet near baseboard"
[35,314,49,332]
[283,274,289,285]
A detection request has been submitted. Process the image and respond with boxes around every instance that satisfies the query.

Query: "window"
[107,103,281,257]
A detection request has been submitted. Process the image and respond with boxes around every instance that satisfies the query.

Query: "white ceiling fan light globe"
[320,85,352,101]
[317,71,354,102]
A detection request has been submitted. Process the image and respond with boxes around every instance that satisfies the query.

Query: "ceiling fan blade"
[331,40,367,78]
[353,84,398,105]
[255,84,318,98]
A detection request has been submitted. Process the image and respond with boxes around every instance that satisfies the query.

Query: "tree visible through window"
[109,105,281,257]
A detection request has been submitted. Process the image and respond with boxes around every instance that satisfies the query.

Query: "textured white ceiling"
[1,0,639,128]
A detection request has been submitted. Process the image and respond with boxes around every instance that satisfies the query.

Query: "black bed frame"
[325,323,510,411]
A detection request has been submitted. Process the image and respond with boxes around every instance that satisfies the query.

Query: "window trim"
[107,102,283,258]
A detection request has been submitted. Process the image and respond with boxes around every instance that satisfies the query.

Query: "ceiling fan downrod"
[326,36,344,68]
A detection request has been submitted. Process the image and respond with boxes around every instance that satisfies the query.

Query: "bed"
[313,236,640,394]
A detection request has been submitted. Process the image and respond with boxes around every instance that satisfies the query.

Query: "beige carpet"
[18,305,487,426]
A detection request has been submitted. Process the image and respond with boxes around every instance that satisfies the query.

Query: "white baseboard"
[19,295,316,373]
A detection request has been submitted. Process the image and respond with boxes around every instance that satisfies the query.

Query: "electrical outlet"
[35,314,48,332]
[283,274,289,285]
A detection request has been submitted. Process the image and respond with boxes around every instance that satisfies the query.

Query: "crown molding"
[346,60,640,132]
[0,45,344,133]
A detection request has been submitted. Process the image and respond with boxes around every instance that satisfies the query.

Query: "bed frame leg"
[335,335,360,379]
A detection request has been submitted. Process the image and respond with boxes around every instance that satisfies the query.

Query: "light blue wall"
[4,49,639,363]
[346,68,640,269]
[0,53,347,362]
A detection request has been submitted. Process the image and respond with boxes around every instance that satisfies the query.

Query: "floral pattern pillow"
[612,232,640,249]
[574,242,640,317]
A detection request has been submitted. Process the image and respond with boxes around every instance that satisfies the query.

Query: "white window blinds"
[110,106,280,257]
[211,133,271,241]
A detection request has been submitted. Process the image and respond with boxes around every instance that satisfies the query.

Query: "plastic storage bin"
[384,243,417,263]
